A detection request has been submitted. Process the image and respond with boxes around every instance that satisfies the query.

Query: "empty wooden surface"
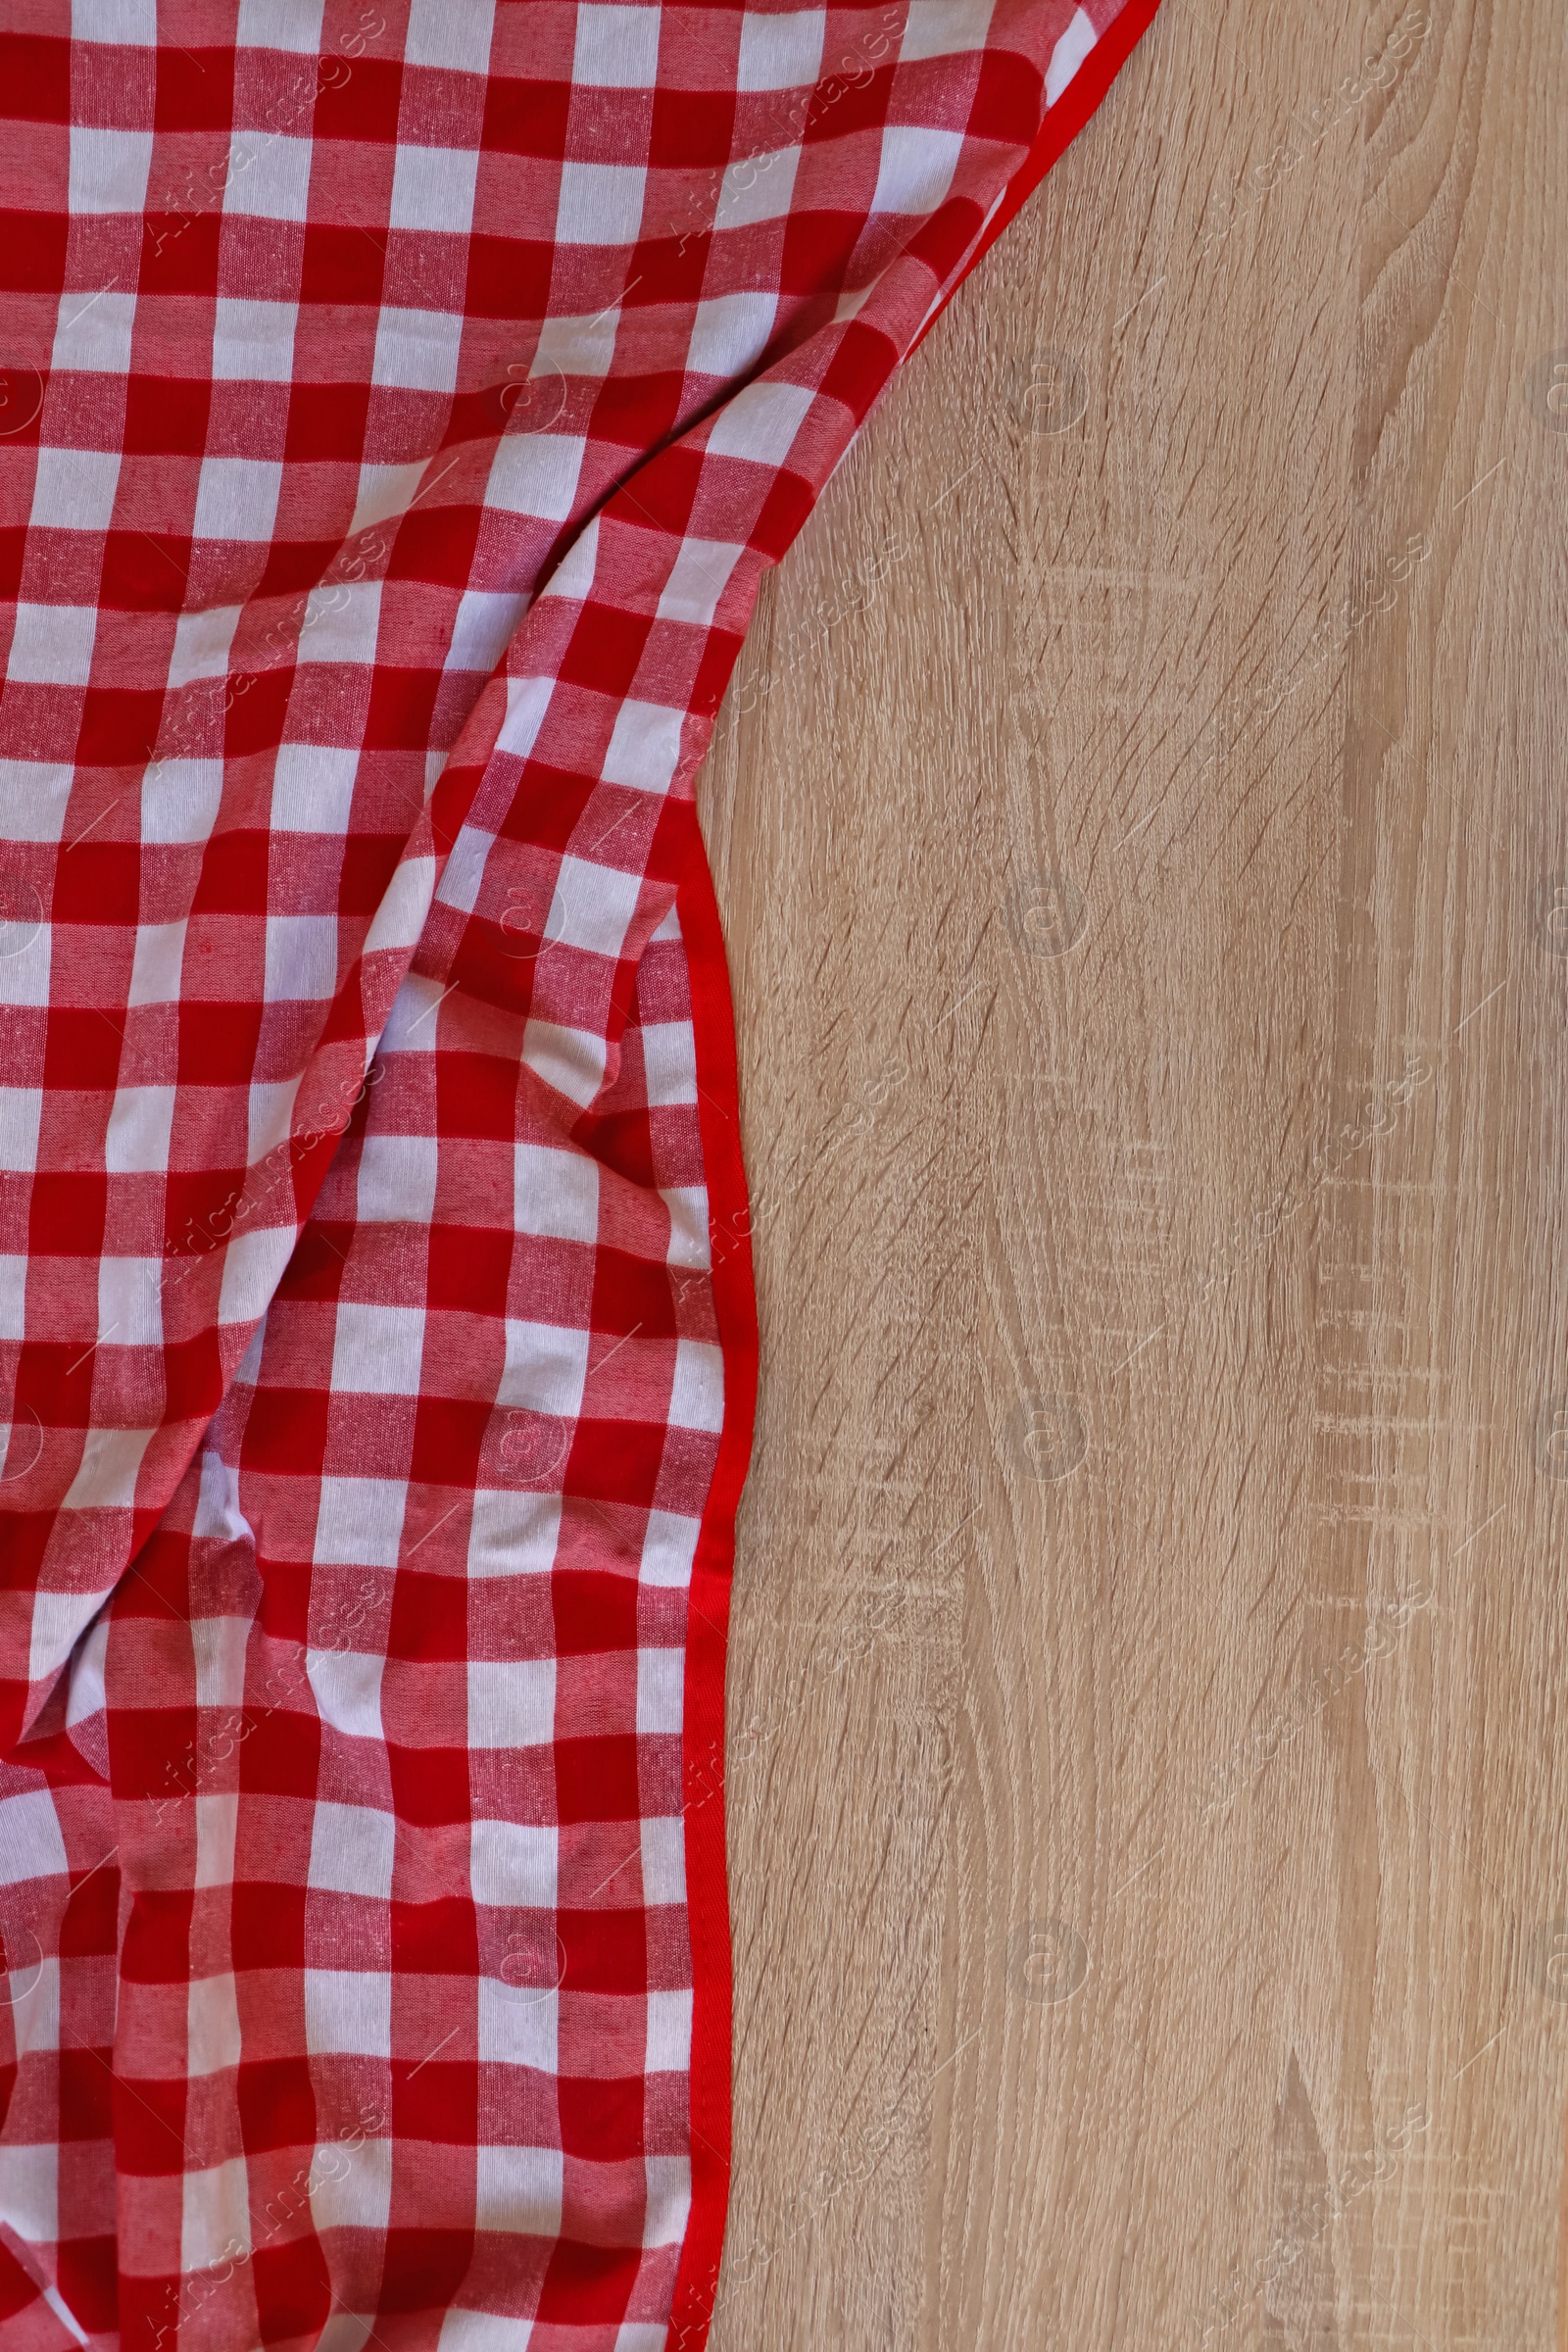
[696,0,1568,2343]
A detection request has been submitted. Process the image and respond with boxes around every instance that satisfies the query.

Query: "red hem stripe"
[668,832,760,2352]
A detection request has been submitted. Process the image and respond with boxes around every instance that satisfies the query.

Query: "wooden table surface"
[696,1,1568,2342]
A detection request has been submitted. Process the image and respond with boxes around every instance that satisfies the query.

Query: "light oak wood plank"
[700,1,1567,2340]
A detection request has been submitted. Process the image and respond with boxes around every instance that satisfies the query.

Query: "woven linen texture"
[0,1,1142,2345]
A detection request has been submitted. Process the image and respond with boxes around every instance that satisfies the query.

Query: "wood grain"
[697,0,1568,2343]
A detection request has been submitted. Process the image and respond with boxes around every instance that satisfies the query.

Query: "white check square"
[306,1647,385,1741]
[486,434,586,522]
[406,0,493,70]
[104,1086,176,1176]
[640,1020,698,1106]
[640,1815,686,1905]
[706,378,814,466]
[513,1143,599,1244]
[212,297,299,381]
[600,698,684,792]
[357,1133,439,1225]
[332,1303,426,1397]
[193,457,283,543]
[169,606,242,690]
[270,743,360,835]
[218,1224,299,1330]
[69,126,153,215]
[97,1257,163,1350]
[379,974,449,1056]
[537,516,599,601]
[686,289,778,378]
[0,1258,25,1344]
[902,0,996,58]
[477,1974,557,2070]
[447,589,525,674]
[573,4,661,85]
[10,1957,58,2063]
[548,853,642,959]
[6,605,97,687]
[467,1657,556,1748]
[389,143,481,233]
[667,1338,723,1433]
[190,1615,249,1713]
[51,289,135,376]
[661,1186,710,1269]
[497,1318,589,1418]
[466,1490,563,1581]
[305,1969,393,2057]
[308,1801,397,1901]
[187,1973,243,2078]
[236,0,325,49]
[470,1818,557,1908]
[194,1794,238,1889]
[223,132,313,221]
[141,760,222,845]
[556,161,646,246]
[0,2142,54,2248]
[645,1986,692,2072]
[656,537,746,627]
[74,0,155,36]
[870,123,965,216]
[314,1478,407,1569]
[474,2143,564,2233]
[533,309,619,378]
[1047,6,1098,104]
[738,7,824,86]
[522,1020,609,1110]
[127,920,187,1007]
[0,1790,69,1886]
[372,308,466,394]
[639,1508,700,1588]
[350,460,427,536]
[265,912,339,1004]
[636,1645,683,1735]
[643,2153,691,2246]
[181,2157,251,2273]
[714,146,800,232]
[0,915,48,1010]
[0,1090,42,1173]
[0,763,73,844]
[309,2134,393,2232]
[244,1078,294,1177]
[29,448,120,533]
[295,582,384,668]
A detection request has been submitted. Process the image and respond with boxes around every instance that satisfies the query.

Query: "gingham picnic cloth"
[0,2,1158,2345]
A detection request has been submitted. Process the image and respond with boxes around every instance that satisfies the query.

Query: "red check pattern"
[0,2,1156,2345]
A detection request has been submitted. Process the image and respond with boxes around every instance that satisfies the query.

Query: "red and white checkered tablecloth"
[0,2,1157,2344]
